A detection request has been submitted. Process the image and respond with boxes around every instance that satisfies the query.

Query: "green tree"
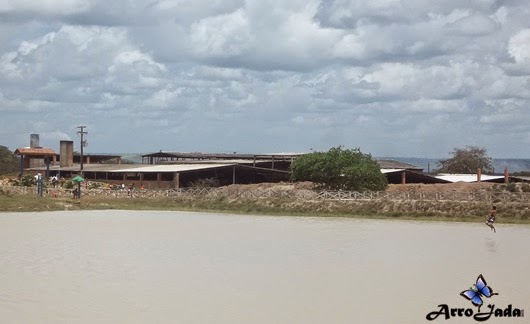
[0,145,19,176]
[435,146,493,174]
[291,146,387,191]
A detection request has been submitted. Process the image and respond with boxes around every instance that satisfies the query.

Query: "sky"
[1,0,529,158]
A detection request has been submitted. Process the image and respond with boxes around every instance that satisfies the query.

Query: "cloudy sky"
[1,0,529,158]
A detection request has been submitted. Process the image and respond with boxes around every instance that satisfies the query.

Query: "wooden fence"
[1,185,528,202]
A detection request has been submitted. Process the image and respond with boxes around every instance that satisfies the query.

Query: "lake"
[0,211,528,323]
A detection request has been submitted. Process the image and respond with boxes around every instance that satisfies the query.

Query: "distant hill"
[380,157,530,174]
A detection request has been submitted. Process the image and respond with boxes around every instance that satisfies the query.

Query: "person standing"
[485,205,497,233]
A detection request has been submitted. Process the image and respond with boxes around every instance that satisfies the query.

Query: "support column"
[174,172,180,189]
[232,166,236,184]
[401,171,406,185]
[271,156,275,182]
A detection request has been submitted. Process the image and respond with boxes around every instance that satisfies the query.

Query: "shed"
[14,147,57,174]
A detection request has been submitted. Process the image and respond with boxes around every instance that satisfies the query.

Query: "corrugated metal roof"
[380,168,405,174]
[435,174,505,183]
[141,151,303,160]
[159,159,271,165]
[26,163,236,173]
[105,163,235,173]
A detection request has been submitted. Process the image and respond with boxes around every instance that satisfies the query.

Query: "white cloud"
[509,29,530,64]
[1,0,530,157]
[190,9,251,58]
[448,13,499,36]
[0,0,90,15]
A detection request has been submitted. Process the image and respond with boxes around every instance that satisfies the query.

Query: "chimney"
[504,167,509,183]
[30,134,40,148]
[477,168,481,182]
[60,140,74,167]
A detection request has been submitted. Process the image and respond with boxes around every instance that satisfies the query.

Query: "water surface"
[0,211,528,323]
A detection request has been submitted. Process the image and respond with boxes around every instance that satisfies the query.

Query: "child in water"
[485,205,496,233]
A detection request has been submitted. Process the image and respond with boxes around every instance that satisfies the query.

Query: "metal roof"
[381,169,451,184]
[434,174,505,183]
[158,159,273,165]
[106,164,235,173]
[141,151,303,160]
[380,168,406,174]
[30,163,235,173]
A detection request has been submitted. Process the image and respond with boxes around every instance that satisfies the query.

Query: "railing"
[2,185,527,202]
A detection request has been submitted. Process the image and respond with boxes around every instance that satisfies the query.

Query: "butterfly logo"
[460,274,498,311]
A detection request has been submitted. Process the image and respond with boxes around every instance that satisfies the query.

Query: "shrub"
[12,175,38,187]
[88,182,102,189]
[64,181,74,189]
[506,183,518,192]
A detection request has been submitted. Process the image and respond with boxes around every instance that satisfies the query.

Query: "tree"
[435,146,493,174]
[291,146,387,191]
[0,145,19,176]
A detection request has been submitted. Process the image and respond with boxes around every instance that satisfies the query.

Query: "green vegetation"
[7,174,37,187]
[436,146,493,174]
[291,146,387,191]
[0,145,19,176]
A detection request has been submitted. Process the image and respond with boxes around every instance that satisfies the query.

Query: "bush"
[64,181,74,189]
[506,183,519,192]
[8,174,38,187]
[521,183,530,193]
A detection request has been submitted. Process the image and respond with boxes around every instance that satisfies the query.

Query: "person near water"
[486,205,496,233]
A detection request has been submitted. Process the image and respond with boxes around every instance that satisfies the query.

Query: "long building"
[20,134,512,189]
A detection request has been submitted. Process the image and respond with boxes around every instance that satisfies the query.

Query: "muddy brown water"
[0,211,528,323]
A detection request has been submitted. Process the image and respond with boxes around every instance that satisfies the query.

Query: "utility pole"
[77,126,88,172]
